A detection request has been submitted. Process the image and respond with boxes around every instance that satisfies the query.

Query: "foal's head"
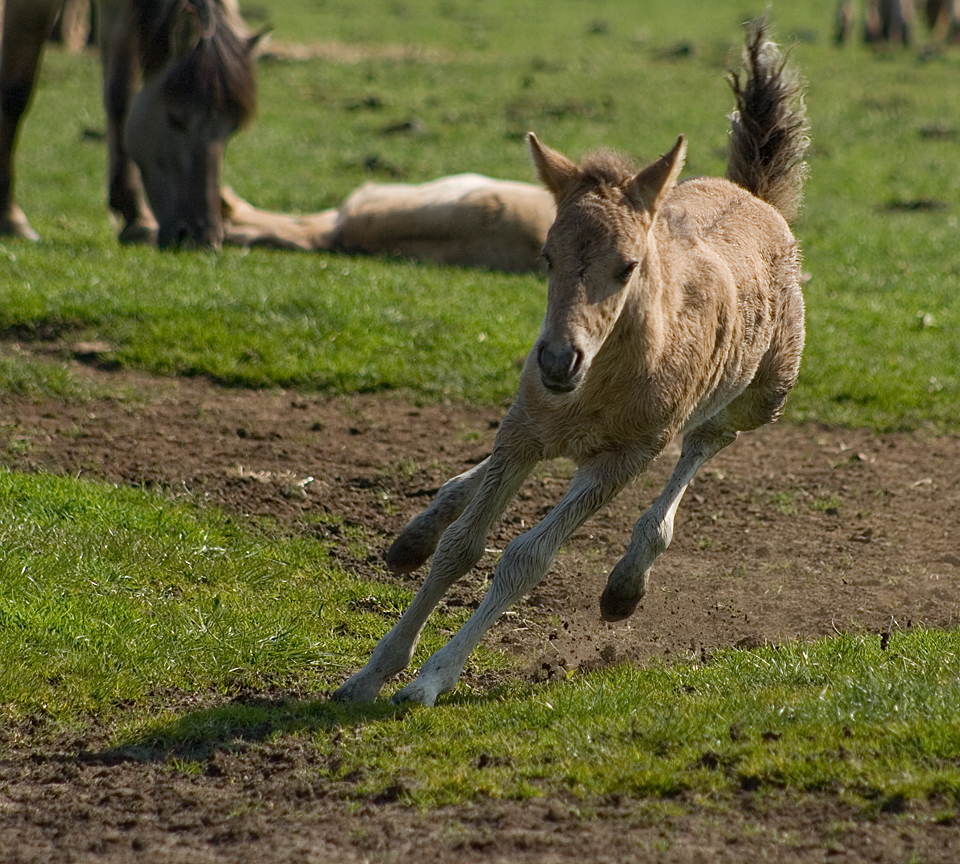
[125,0,262,249]
[528,133,685,393]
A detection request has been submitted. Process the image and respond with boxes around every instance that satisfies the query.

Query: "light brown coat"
[222,174,555,273]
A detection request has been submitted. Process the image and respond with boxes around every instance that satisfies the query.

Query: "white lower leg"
[334,450,537,703]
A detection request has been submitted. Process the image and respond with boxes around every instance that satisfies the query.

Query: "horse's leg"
[0,1,60,241]
[333,445,539,704]
[393,454,636,706]
[600,418,739,622]
[98,1,155,243]
[385,456,490,574]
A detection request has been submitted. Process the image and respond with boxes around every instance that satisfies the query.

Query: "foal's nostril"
[537,342,583,391]
[540,343,580,373]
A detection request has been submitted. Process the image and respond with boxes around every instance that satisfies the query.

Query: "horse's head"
[528,133,686,394]
[125,0,262,249]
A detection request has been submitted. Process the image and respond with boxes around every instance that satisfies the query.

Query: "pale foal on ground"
[334,19,810,707]
[222,173,555,273]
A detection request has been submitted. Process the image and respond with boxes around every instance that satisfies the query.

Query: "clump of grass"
[0,355,114,403]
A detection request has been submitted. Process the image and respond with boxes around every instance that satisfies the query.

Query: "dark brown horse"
[0,0,261,248]
[925,0,960,44]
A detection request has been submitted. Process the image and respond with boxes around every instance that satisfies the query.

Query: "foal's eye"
[617,261,637,283]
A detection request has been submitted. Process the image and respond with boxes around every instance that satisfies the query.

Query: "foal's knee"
[493,532,553,597]
[421,520,489,586]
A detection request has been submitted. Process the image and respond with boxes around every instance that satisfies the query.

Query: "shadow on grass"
[78,683,523,766]
[92,695,405,763]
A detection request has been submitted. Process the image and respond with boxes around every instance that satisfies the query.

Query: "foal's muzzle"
[537,342,583,393]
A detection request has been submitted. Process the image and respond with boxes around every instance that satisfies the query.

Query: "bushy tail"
[726,19,810,223]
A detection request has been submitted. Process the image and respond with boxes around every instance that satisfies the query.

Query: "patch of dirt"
[2,356,960,862]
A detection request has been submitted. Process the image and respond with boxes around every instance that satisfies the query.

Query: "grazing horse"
[334,19,810,707]
[220,174,556,273]
[0,0,260,248]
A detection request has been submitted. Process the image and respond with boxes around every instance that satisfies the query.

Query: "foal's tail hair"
[726,18,810,224]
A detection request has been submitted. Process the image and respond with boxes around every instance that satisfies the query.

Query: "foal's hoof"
[391,681,438,707]
[384,534,431,575]
[599,584,643,622]
[331,673,382,704]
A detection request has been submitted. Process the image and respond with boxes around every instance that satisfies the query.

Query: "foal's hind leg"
[600,418,738,622]
[333,448,538,703]
[385,457,490,574]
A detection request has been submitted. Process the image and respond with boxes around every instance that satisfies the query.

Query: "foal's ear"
[528,133,581,202]
[625,135,687,219]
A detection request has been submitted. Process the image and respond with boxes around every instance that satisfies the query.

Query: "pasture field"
[3,0,960,425]
[2,0,960,861]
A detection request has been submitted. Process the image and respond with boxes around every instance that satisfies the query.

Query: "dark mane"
[134,0,257,128]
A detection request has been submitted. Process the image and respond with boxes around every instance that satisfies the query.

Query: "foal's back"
[657,175,800,320]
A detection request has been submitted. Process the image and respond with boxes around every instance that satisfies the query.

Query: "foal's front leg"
[332,448,538,703]
[392,457,634,706]
[385,456,490,574]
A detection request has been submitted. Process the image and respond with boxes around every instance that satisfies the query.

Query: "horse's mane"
[135,0,257,128]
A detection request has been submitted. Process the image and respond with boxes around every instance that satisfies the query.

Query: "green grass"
[0,469,499,717]
[2,0,959,427]
[125,627,960,815]
[0,352,118,402]
[4,466,959,814]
